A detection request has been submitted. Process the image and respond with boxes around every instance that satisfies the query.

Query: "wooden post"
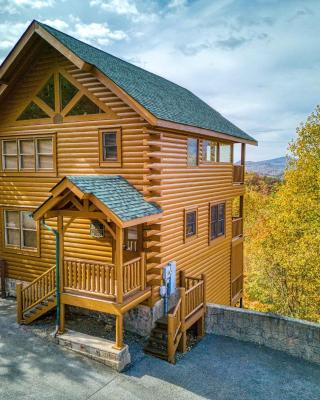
[241,143,246,165]
[16,282,23,323]
[0,260,6,298]
[167,315,175,363]
[179,270,186,288]
[59,303,65,333]
[115,225,123,303]
[198,273,207,338]
[140,251,146,290]
[114,314,124,349]
[57,215,65,333]
[178,287,187,353]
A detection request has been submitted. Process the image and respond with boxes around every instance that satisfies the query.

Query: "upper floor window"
[210,203,225,241]
[16,71,107,122]
[99,129,121,167]
[4,209,38,252]
[187,138,199,166]
[219,143,232,163]
[203,140,218,162]
[184,208,198,241]
[1,136,54,173]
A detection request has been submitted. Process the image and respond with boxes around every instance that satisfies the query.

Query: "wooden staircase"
[144,273,206,363]
[16,266,57,324]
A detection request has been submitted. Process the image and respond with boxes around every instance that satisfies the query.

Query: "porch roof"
[67,175,161,221]
[33,175,162,226]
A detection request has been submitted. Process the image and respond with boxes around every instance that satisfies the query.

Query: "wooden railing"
[64,258,116,300]
[232,217,243,238]
[185,280,205,320]
[168,292,183,364]
[167,273,206,363]
[233,165,244,184]
[16,265,56,322]
[123,256,145,295]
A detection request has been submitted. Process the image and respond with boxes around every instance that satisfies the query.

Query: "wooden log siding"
[0,42,149,283]
[0,39,246,307]
[144,130,245,305]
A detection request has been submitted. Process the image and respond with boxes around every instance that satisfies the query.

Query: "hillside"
[245,157,286,177]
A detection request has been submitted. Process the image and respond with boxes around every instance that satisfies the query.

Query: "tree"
[245,107,320,322]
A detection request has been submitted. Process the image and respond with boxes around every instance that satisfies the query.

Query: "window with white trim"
[4,210,37,250]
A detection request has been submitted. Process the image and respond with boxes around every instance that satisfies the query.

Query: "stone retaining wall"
[206,304,320,365]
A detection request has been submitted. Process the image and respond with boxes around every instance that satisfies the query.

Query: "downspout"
[40,219,60,337]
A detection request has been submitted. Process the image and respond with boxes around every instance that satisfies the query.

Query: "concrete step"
[57,330,130,372]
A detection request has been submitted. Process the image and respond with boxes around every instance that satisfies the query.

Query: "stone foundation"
[206,304,320,365]
[1,277,27,297]
[57,330,131,371]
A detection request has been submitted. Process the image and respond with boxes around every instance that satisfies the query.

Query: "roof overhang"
[33,177,162,228]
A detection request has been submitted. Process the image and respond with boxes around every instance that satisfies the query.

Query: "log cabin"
[0,20,257,364]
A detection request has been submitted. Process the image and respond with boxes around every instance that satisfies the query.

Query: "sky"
[0,0,319,161]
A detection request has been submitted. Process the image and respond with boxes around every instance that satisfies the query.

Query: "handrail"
[167,273,206,363]
[16,265,56,321]
[167,294,183,364]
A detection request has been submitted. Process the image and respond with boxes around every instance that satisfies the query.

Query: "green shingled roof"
[68,175,162,222]
[36,21,256,144]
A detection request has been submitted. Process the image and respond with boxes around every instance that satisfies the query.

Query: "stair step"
[148,335,167,345]
[144,345,168,360]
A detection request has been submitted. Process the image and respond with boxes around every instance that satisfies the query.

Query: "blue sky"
[0,0,319,161]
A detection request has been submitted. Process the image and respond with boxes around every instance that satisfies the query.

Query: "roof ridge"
[37,20,195,96]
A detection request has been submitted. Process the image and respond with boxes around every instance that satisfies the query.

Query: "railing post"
[115,225,123,303]
[140,251,146,290]
[167,315,175,363]
[178,287,187,353]
[16,282,23,323]
[179,270,186,288]
[197,274,207,338]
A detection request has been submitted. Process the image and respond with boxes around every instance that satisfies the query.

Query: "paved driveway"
[1,298,320,400]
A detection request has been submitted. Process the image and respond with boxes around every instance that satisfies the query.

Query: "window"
[4,209,38,251]
[99,129,121,166]
[210,203,225,241]
[1,136,55,173]
[203,140,218,162]
[67,95,102,116]
[187,138,199,166]
[184,208,198,241]
[17,101,49,121]
[59,74,79,110]
[37,75,55,110]
[219,143,232,163]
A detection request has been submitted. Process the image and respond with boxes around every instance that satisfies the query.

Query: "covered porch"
[32,175,162,349]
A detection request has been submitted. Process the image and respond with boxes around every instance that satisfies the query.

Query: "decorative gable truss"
[15,68,117,124]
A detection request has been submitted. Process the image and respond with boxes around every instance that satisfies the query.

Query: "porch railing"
[122,256,145,296]
[233,165,244,184]
[185,280,205,320]
[232,217,243,238]
[63,258,116,300]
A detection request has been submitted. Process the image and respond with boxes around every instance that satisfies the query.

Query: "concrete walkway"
[1,298,320,400]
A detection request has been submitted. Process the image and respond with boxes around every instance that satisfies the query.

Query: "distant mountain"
[245,157,287,178]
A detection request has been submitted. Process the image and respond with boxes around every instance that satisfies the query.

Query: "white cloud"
[89,0,138,15]
[72,22,127,42]
[0,0,55,13]
[41,19,69,30]
[0,21,29,48]
[168,0,187,9]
